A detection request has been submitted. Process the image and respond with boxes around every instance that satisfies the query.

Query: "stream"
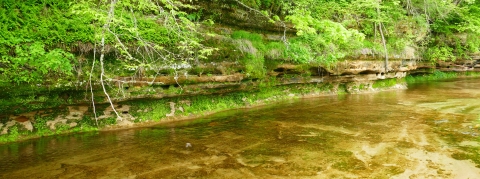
[1,78,480,178]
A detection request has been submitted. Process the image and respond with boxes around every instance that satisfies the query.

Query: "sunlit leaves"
[1,42,73,83]
[424,45,456,62]
[71,0,216,81]
[284,1,365,65]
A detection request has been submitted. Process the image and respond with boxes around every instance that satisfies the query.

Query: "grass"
[405,70,480,83]
[372,78,404,88]
[405,70,458,83]
[0,114,101,144]
[127,79,395,125]
[127,82,338,124]
[231,30,287,79]
[0,126,19,143]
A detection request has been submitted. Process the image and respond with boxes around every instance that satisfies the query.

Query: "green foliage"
[319,83,334,92]
[0,113,101,144]
[136,19,180,46]
[285,10,365,64]
[166,85,183,95]
[1,0,216,85]
[78,116,98,128]
[231,31,287,78]
[464,71,480,77]
[275,0,480,63]
[0,86,88,115]
[242,54,266,79]
[232,30,263,42]
[1,0,480,87]
[69,0,217,89]
[0,126,19,143]
[405,70,463,83]
[284,38,314,64]
[466,34,480,53]
[126,81,342,125]
[33,116,54,136]
[0,0,95,48]
[103,117,117,125]
[337,84,348,94]
[0,0,83,83]
[424,46,456,63]
[372,78,401,88]
[237,0,282,9]
[408,70,453,82]
[264,42,286,59]
[55,124,70,134]
[129,100,171,122]
[0,42,74,83]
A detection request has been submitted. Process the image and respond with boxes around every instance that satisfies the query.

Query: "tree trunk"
[100,0,122,121]
[378,22,388,73]
[376,5,388,73]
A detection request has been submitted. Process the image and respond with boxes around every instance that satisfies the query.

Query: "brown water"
[1,78,480,179]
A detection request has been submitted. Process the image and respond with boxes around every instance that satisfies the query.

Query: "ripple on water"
[2,78,480,178]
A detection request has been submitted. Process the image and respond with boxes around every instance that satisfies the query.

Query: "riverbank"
[1,71,480,144]
[102,83,408,131]
[406,70,480,83]
[0,78,406,144]
[2,77,480,178]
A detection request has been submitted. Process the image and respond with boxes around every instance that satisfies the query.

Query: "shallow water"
[1,78,480,178]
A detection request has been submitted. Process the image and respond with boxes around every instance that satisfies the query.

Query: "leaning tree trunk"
[99,0,122,121]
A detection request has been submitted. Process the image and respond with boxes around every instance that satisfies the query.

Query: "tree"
[72,0,216,123]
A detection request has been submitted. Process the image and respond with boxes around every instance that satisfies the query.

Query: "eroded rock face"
[114,73,245,87]
[46,119,68,130]
[271,60,413,85]
[0,59,421,137]
[436,60,480,72]
[356,46,417,60]
[21,121,33,132]
[330,60,417,76]
[414,59,480,73]
[45,106,87,130]
[14,116,29,122]
[64,106,89,120]
[97,105,135,121]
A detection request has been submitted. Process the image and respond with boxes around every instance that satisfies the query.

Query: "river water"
[1,78,480,178]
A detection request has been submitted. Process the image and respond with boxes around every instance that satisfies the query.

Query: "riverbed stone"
[20,121,33,132]
[64,106,88,120]
[1,121,17,135]
[166,102,176,117]
[46,119,67,130]
[97,105,131,120]
[117,119,133,127]
[69,122,78,128]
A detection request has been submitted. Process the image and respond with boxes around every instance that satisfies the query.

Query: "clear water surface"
[1,78,480,178]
